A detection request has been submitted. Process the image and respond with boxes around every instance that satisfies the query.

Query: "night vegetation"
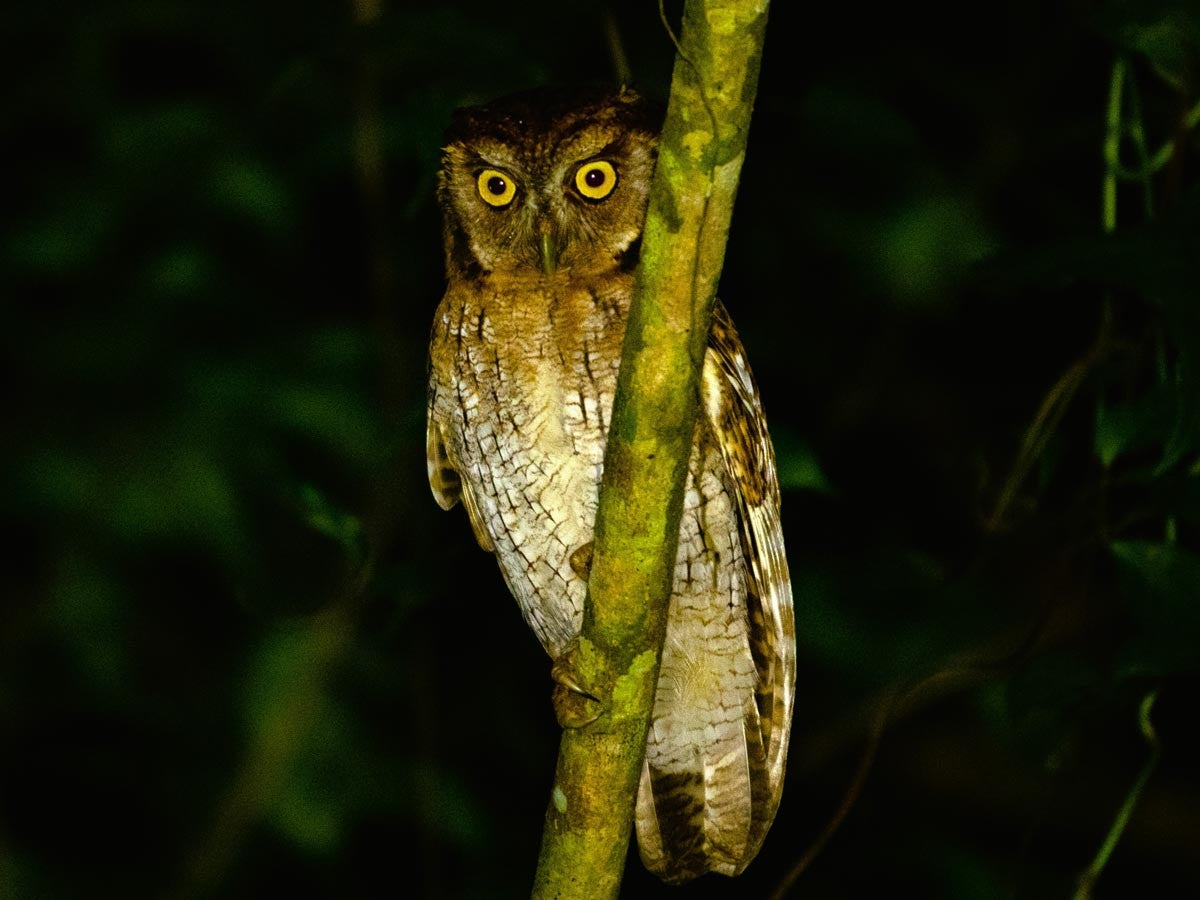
[2,1,1199,898]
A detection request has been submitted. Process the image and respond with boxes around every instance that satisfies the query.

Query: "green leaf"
[974,223,1200,312]
[298,483,363,554]
[266,704,362,856]
[1111,540,1200,676]
[269,385,383,467]
[1093,388,1171,468]
[19,437,245,559]
[976,225,1200,461]
[1003,653,1106,768]
[102,103,221,172]
[142,243,216,297]
[929,841,1009,900]
[877,194,996,303]
[405,761,488,847]
[271,769,345,855]
[50,551,130,697]
[772,427,832,493]
[109,444,243,553]
[241,626,328,740]
[1158,349,1200,473]
[5,189,119,272]
[1096,1,1200,92]
[207,156,294,238]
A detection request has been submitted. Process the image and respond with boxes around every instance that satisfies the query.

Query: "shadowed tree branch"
[531,1,771,897]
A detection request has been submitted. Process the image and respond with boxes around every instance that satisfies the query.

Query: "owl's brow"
[461,146,522,174]
[554,134,630,166]
[549,112,637,154]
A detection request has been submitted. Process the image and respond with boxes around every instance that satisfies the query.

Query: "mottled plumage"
[426,87,795,881]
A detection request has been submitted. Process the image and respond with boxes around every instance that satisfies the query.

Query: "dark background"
[3,1,1200,897]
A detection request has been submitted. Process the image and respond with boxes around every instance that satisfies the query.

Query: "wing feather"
[427,388,495,553]
[702,300,795,832]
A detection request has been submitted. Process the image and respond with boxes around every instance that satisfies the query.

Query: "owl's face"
[438,87,659,278]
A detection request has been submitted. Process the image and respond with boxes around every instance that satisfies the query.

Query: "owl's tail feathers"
[634,698,777,883]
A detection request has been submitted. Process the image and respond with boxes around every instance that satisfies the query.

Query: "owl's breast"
[431,276,629,654]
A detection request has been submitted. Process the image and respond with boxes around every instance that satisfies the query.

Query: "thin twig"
[985,57,1129,532]
[603,9,632,86]
[1145,98,1200,173]
[1072,691,1161,900]
[1124,67,1155,221]
[769,692,893,900]
[984,322,1109,532]
[772,600,1058,897]
[1102,58,1126,235]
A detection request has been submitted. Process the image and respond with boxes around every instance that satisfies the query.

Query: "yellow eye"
[574,160,617,200]
[477,169,517,207]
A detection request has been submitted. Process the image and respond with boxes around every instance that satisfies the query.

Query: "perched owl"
[426,86,795,882]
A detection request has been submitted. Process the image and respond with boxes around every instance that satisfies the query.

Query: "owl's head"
[438,87,659,279]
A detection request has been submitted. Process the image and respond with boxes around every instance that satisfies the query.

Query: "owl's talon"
[569,541,594,580]
[552,683,603,728]
[551,643,604,728]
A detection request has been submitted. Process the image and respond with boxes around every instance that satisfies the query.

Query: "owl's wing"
[701,299,795,825]
[427,391,495,553]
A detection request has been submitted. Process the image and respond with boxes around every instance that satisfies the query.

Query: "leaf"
[20,437,245,559]
[1095,0,1200,92]
[772,428,833,493]
[974,224,1199,307]
[142,243,216,298]
[1167,474,1200,522]
[1111,540,1200,677]
[1003,653,1107,768]
[266,704,362,856]
[269,385,383,467]
[929,842,1009,900]
[1093,389,1172,468]
[974,221,1200,404]
[298,483,363,555]
[4,188,119,272]
[206,156,294,238]
[109,444,244,554]
[877,194,997,303]
[1158,348,1200,473]
[405,761,488,847]
[50,551,130,697]
[241,626,329,740]
[271,766,345,855]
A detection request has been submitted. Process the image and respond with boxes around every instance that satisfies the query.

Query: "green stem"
[530,2,770,897]
[1123,68,1154,220]
[1102,58,1126,235]
[603,8,632,86]
[1072,691,1161,900]
[1146,98,1200,172]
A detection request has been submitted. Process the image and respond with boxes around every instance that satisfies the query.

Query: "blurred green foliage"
[2,1,1200,898]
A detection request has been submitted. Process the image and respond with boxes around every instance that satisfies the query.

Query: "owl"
[426,86,795,882]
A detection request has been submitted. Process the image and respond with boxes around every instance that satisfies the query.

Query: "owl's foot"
[551,640,603,728]
[568,541,594,580]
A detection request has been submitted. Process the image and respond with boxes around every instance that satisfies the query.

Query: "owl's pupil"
[585,168,606,188]
[487,176,507,195]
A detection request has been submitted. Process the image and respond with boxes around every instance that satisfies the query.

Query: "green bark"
[531,2,771,897]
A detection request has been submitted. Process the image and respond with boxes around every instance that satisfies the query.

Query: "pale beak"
[539,231,560,275]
